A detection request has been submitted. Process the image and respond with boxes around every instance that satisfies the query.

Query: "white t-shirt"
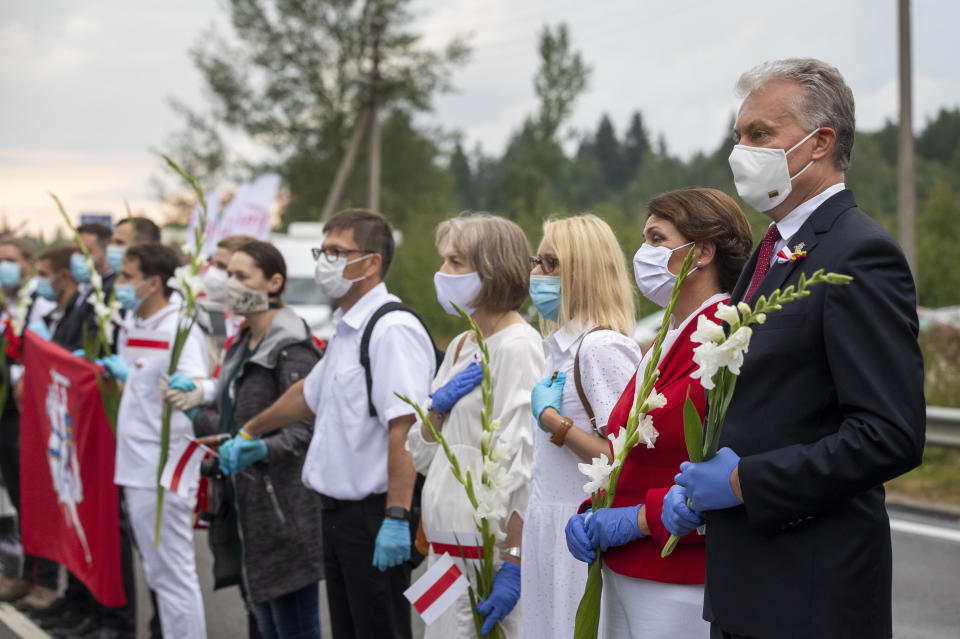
[114,302,209,488]
[300,283,436,500]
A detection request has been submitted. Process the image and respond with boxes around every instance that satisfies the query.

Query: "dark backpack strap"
[573,326,610,436]
[360,301,441,418]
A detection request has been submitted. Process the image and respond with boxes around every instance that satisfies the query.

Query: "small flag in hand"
[159,437,210,498]
[403,552,468,625]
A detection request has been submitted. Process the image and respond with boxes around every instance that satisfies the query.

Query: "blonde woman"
[406,214,544,638]
[523,214,641,638]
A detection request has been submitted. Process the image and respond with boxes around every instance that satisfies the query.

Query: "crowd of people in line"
[0,56,925,639]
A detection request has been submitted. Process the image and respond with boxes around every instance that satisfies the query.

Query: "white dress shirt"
[768,182,846,266]
[301,283,436,500]
[115,302,209,489]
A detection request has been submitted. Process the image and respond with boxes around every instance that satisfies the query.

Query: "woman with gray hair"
[406,213,544,638]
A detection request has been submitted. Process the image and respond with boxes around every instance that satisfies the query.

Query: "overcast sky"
[1,0,958,237]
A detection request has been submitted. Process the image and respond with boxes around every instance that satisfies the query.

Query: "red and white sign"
[121,326,170,362]
[159,436,211,499]
[403,552,469,625]
[426,529,486,560]
[19,331,125,607]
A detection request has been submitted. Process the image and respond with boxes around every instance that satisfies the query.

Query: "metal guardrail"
[927,405,960,447]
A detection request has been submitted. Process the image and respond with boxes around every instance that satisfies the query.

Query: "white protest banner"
[187,193,222,258]
[214,173,281,244]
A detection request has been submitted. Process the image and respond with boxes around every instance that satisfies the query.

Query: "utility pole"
[367,17,384,212]
[898,0,916,275]
[320,16,386,221]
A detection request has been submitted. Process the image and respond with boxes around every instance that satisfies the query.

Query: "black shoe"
[50,614,99,638]
[38,605,85,630]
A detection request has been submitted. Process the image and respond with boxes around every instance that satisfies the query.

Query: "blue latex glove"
[585,504,644,552]
[662,484,704,537]
[476,562,521,636]
[96,354,129,382]
[431,361,483,413]
[27,321,50,341]
[372,519,411,571]
[219,433,268,475]
[184,407,200,421]
[564,512,595,563]
[530,371,566,431]
[218,437,239,475]
[167,372,197,391]
[676,447,742,512]
[71,349,86,358]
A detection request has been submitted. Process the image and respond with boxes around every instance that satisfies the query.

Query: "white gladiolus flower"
[168,266,205,300]
[486,462,519,493]
[691,315,725,345]
[488,419,500,432]
[737,302,752,317]
[714,303,741,326]
[578,453,619,494]
[691,341,723,390]
[718,326,752,375]
[475,484,508,522]
[90,270,102,292]
[645,389,667,411]
[754,313,767,324]
[489,438,510,462]
[480,430,492,449]
[608,429,628,460]
[637,414,659,449]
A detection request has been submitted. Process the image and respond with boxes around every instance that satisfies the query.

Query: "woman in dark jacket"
[166,241,324,639]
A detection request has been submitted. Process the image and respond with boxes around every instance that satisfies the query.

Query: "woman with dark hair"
[564,188,753,638]
[163,241,325,639]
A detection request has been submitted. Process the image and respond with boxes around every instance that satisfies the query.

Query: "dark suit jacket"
[703,189,925,638]
[46,291,98,353]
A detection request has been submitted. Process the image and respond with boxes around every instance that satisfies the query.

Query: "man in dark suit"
[664,58,925,638]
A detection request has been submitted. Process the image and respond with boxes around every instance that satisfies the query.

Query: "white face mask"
[226,278,271,314]
[202,267,229,303]
[728,128,819,212]
[633,242,694,308]
[314,254,372,299]
[433,271,482,317]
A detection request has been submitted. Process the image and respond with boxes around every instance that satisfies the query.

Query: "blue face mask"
[115,283,142,311]
[0,261,21,288]
[70,253,92,283]
[35,277,57,301]
[107,245,125,274]
[529,275,561,322]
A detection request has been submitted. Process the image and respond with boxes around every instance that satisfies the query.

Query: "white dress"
[407,322,544,639]
[521,325,641,639]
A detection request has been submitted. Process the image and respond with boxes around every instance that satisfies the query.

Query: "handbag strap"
[573,327,610,436]
[452,333,469,363]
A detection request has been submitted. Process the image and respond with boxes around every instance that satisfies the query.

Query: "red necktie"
[744,224,781,302]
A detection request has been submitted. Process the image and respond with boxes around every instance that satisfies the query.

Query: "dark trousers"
[0,408,59,588]
[711,623,757,639]
[253,580,322,639]
[321,493,410,639]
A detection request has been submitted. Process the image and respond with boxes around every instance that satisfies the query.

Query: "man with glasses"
[225,208,436,639]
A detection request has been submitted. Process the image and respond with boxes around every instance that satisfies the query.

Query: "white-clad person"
[406,214,543,638]
[225,208,436,639]
[523,214,641,639]
[105,242,209,639]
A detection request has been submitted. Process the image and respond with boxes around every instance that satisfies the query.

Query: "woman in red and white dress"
[565,189,753,638]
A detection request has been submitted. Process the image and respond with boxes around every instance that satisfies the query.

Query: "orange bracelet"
[239,428,255,441]
[549,417,574,447]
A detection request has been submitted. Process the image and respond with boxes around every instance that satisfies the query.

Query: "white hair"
[736,58,856,171]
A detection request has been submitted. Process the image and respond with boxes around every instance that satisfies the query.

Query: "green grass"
[886,445,960,505]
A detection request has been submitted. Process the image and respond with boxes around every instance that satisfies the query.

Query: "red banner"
[19,331,125,607]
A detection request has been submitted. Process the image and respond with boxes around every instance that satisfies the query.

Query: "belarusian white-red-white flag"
[159,437,209,498]
[403,552,468,625]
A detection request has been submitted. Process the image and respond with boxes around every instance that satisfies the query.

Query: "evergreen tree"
[594,114,624,190]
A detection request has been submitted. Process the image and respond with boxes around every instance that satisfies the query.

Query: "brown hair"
[217,234,259,253]
[115,216,161,244]
[124,243,180,298]
[77,222,112,247]
[234,241,287,302]
[0,237,35,262]
[435,213,532,312]
[38,243,76,275]
[324,208,394,279]
[645,189,753,293]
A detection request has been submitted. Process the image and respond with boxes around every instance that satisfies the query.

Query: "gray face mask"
[226,278,270,314]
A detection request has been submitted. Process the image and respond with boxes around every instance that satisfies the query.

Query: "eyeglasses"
[529,255,559,275]
[311,247,374,263]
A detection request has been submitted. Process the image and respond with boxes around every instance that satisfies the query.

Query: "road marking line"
[890,518,960,543]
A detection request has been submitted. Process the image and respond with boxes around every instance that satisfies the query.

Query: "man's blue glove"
[585,504,644,552]
[219,433,268,475]
[27,322,50,340]
[372,519,410,571]
[476,562,520,636]
[676,446,742,512]
[662,484,704,537]
[167,372,196,391]
[431,361,483,413]
[96,354,129,382]
[564,512,595,563]
[72,349,86,358]
[531,371,566,431]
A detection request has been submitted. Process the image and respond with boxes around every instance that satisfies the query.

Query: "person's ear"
[364,253,383,279]
[811,127,836,161]
[267,273,284,295]
[695,241,717,269]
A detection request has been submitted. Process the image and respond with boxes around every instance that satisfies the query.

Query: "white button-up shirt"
[768,182,846,266]
[114,302,209,489]
[301,283,435,500]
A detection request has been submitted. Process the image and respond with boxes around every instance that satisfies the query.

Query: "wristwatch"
[385,506,411,521]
